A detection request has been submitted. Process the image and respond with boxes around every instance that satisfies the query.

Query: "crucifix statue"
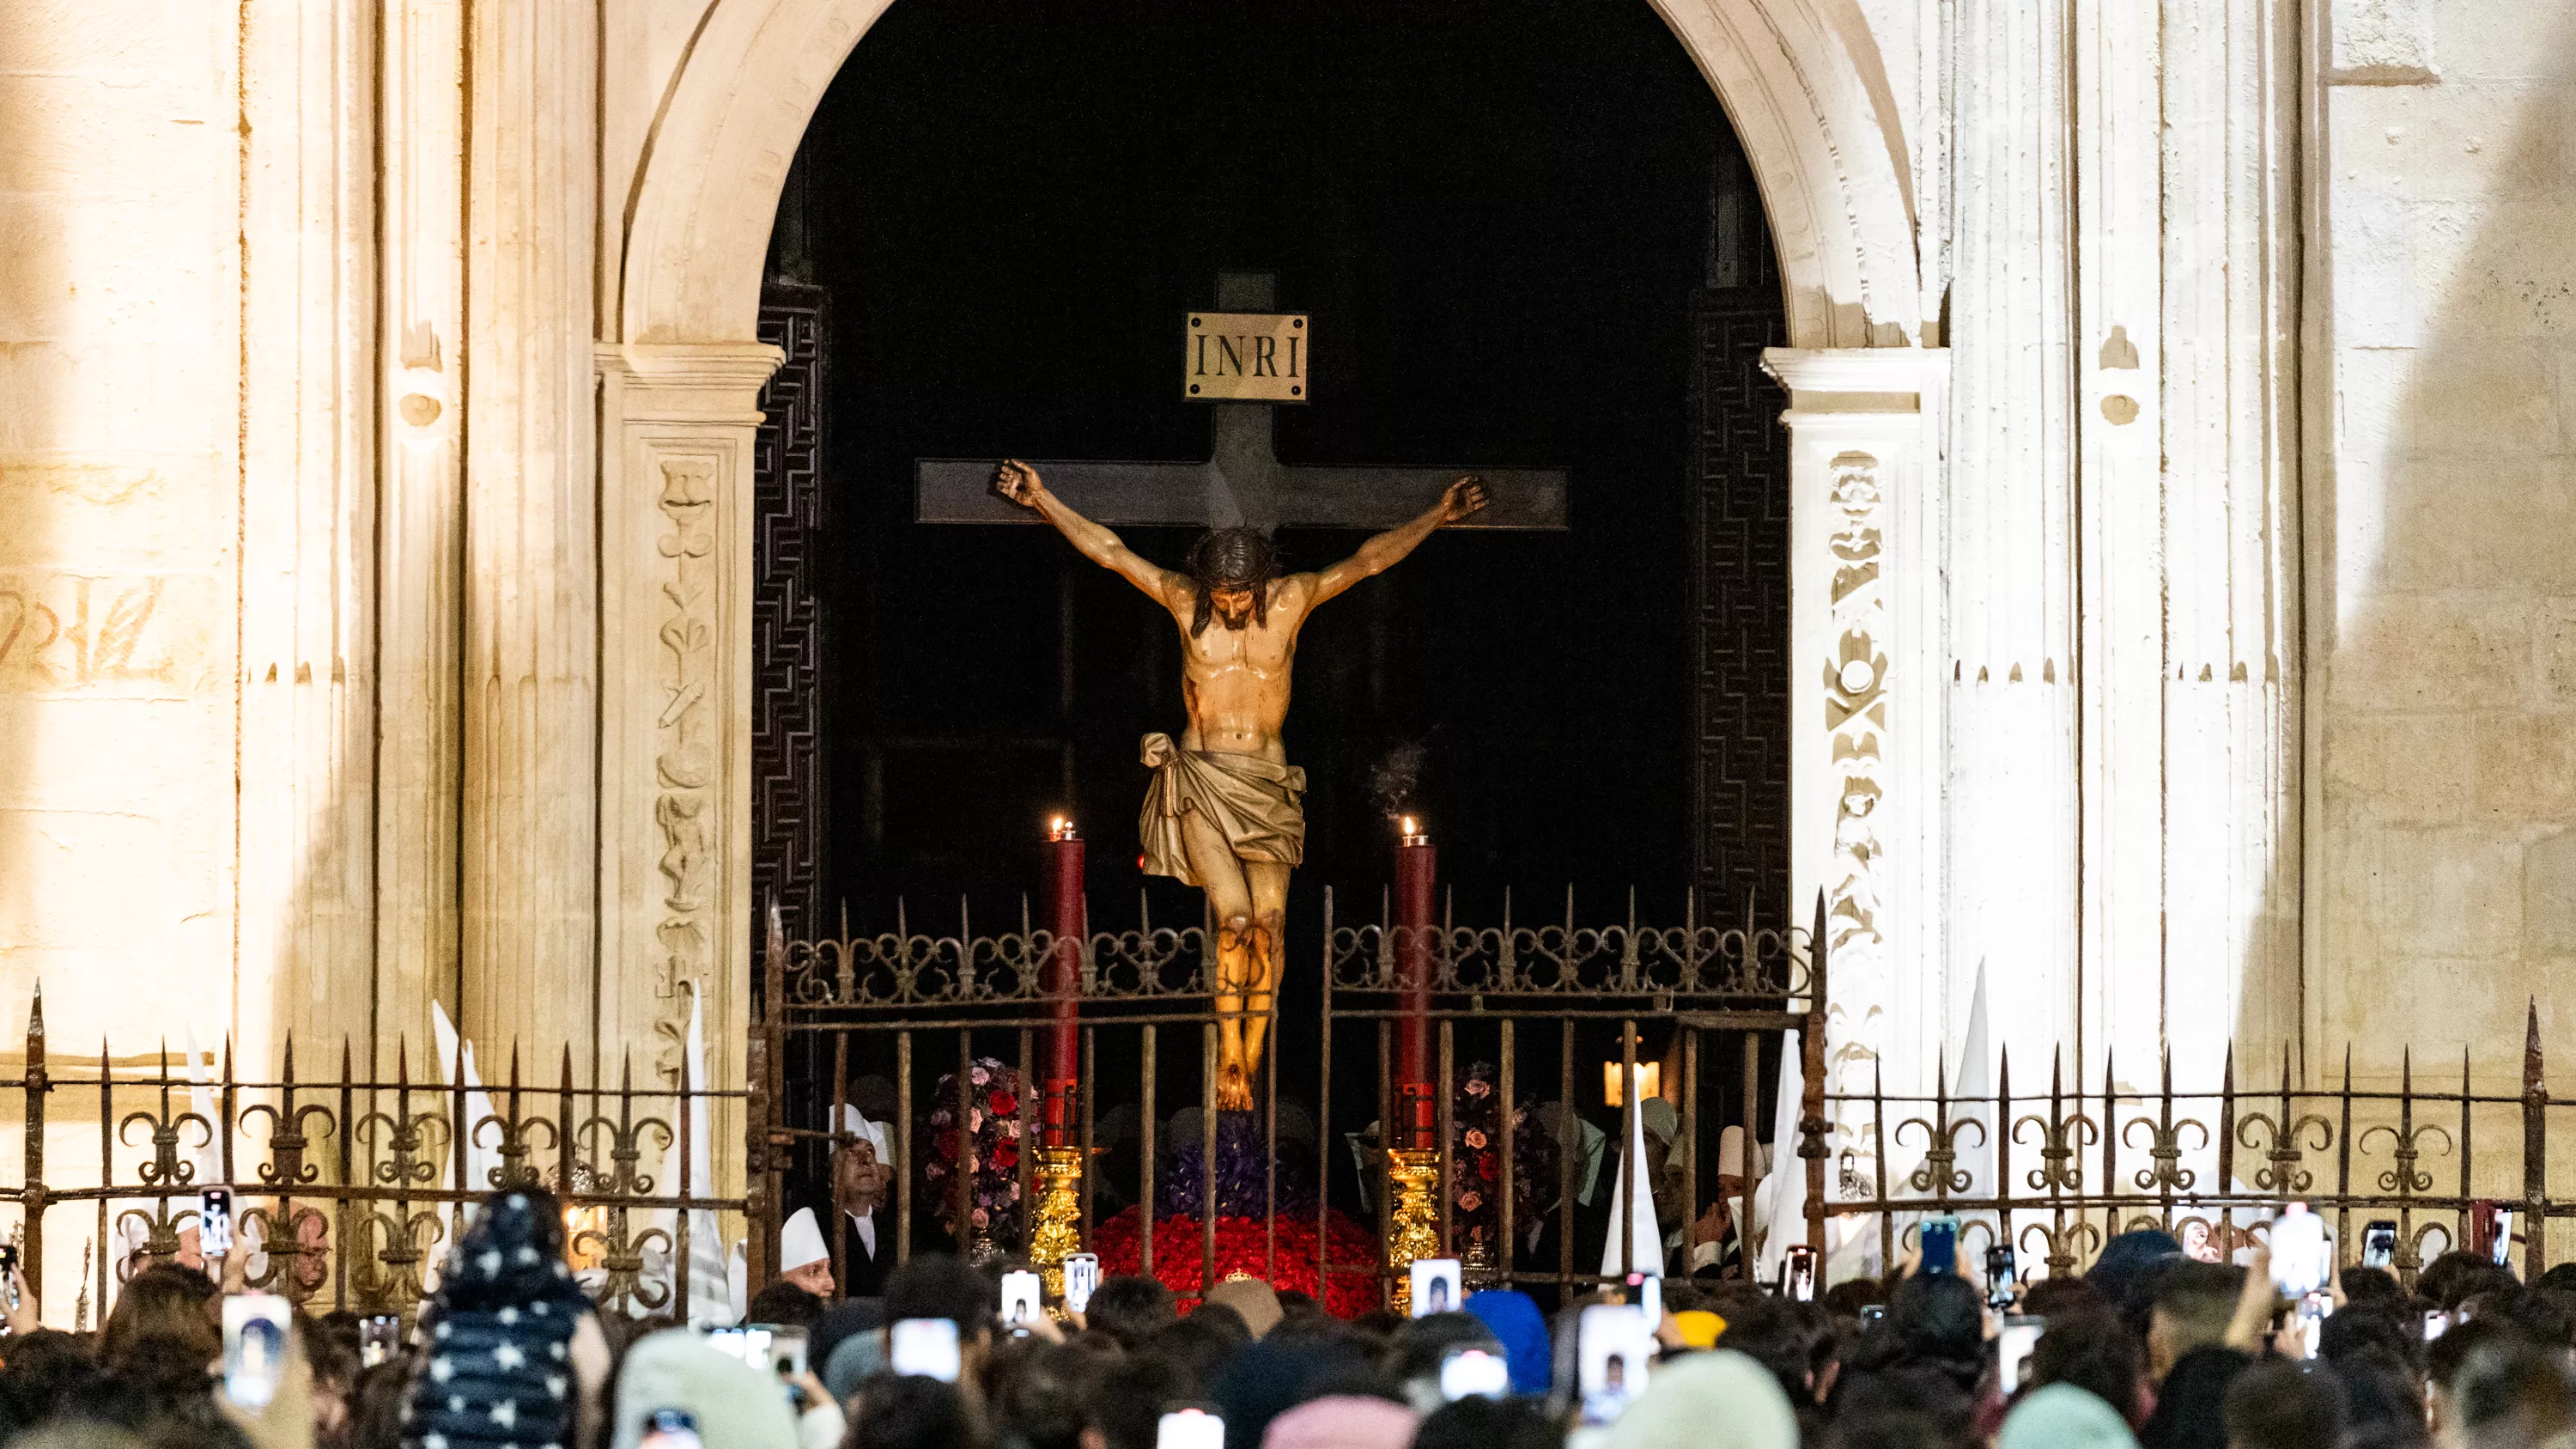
[915,271,1568,1111]
[995,459,1490,1109]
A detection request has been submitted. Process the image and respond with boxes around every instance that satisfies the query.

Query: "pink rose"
[972,1208,990,1228]
[971,1066,992,1086]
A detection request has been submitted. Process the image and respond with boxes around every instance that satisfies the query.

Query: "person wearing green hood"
[1603,1349,1799,1449]
[2000,1381,2144,1449]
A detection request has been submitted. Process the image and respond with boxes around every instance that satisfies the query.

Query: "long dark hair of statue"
[1188,527,1282,636]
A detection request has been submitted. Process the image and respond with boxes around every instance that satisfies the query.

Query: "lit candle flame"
[1401,815,1416,836]
[1049,815,1078,842]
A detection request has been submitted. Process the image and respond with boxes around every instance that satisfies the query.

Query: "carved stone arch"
[615,0,1922,349]
[597,0,1937,1223]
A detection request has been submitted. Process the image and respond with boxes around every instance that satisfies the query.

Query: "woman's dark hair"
[2452,1338,2576,1442]
[2332,1344,2433,1448]
[2025,1309,2145,1423]
[2319,1300,2424,1373]
[1382,1312,1500,1389]
[1084,1357,1194,1449]
[2021,1275,2111,1321]
[1186,528,1279,636]
[1186,1302,1252,1345]
[1888,1271,1986,1370]
[1412,1395,1564,1449]
[2418,1251,2516,1311]
[1134,1317,1242,1392]
[346,1360,416,1449]
[100,1263,219,1371]
[0,1330,108,1433]
[884,1253,997,1338]
[987,1336,1119,1449]
[1707,1296,1826,1412]
[1827,1360,1978,1447]
[1084,1275,1177,1347]
[848,1369,990,1449]
[2222,1359,2347,1449]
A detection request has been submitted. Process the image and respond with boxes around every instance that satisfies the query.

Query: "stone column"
[2151,0,2304,1082]
[459,1,603,1067]
[1946,0,2083,1070]
[595,344,781,1179]
[1767,347,1947,1154]
[2072,0,2169,1088]
[372,0,466,1069]
[236,0,380,1068]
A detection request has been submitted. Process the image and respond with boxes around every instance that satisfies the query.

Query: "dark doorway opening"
[750,0,1789,1257]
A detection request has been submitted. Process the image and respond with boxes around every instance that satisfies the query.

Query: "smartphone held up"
[1407,1257,1463,1318]
[1000,1270,1044,1333]
[1156,1408,1224,1449]
[222,1293,292,1409]
[200,1188,235,1259]
[1062,1253,1101,1316]
[889,1318,962,1383]
[1918,1215,1959,1276]
[1782,1245,1817,1303]
[1575,1302,1655,1427]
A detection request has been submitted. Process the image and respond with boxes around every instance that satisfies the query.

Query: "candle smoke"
[1370,739,1430,822]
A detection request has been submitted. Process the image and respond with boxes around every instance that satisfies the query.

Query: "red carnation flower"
[933,1129,961,1160]
[988,1090,1020,1118]
[990,1142,1019,1172]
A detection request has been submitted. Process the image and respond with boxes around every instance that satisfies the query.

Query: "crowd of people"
[7,1188,2576,1449]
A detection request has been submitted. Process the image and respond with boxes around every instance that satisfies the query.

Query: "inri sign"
[1185,312,1309,403]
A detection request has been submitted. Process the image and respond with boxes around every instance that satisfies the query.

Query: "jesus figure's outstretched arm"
[1300,474,1489,607]
[993,460,1183,607]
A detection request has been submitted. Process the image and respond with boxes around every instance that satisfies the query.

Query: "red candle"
[1395,818,1436,1149]
[1043,817,1085,1144]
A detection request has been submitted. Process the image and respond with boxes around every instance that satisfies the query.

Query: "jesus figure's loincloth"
[1138,732,1308,885]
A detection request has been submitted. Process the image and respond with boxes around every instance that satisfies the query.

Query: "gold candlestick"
[1028,1143,1085,1301]
[1385,1147,1443,1313]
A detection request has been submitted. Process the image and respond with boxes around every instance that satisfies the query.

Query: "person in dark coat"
[405,1189,609,1449]
[830,1109,896,1300]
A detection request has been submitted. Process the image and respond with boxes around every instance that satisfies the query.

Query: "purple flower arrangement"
[921,1056,1024,1244]
[1156,1114,1320,1221]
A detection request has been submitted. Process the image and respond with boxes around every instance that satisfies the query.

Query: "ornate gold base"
[1385,1147,1442,1314]
[1028,1143,1085,1302]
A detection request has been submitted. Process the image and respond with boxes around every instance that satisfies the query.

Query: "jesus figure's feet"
[1217,1058,1253,1111]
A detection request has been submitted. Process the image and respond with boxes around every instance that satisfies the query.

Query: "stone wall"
[2316,0,2576,1081]
[0,4,245,1055]
[5,0,2576,1312]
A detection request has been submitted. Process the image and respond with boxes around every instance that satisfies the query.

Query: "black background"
[779,0,1764,925]
[766,0,1786,1245]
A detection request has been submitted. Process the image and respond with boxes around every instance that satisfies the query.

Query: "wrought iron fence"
[1,989,749,1329]
[752,885,1830,1313]
[1821,1009,2562,1284]
[1319,890,1828,1301]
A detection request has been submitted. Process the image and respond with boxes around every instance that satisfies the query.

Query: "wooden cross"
[914,271,1570,531]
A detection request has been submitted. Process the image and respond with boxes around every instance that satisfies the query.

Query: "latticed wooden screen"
[1689,287,1791,920]
[752,283,832,959]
